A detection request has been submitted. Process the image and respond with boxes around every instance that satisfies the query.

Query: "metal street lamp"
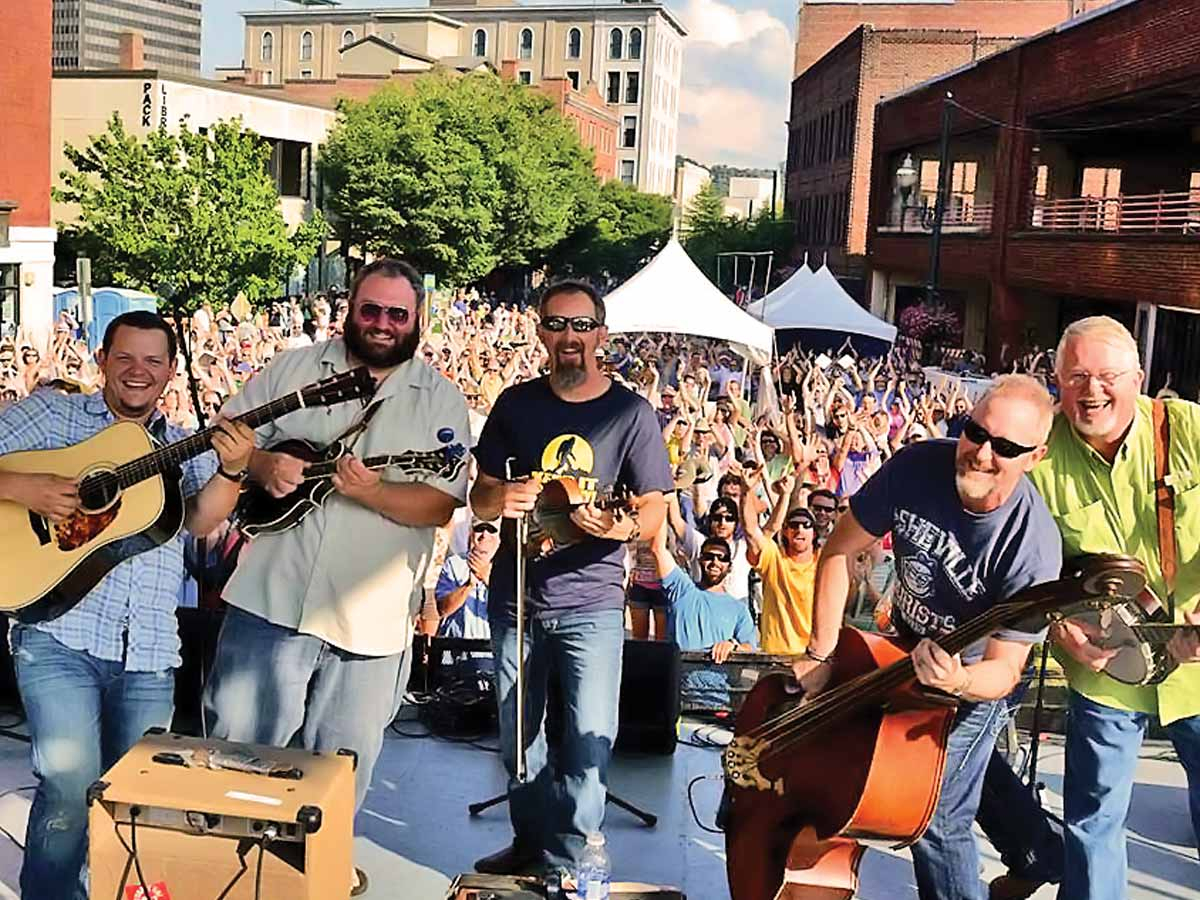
[895,154,918,231]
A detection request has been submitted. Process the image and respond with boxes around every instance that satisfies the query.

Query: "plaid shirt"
[0,389,216,671]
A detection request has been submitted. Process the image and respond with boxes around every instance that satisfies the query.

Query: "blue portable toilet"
[52,288,81,328]
[87,288,158,350]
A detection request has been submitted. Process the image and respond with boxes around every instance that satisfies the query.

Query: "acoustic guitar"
[0,368,375,622]
[234,438,467,538]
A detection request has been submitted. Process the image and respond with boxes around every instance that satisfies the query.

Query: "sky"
[201,0,793,169]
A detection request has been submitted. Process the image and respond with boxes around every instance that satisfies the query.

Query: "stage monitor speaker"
[88,730,355,900]
[616,640,681,756]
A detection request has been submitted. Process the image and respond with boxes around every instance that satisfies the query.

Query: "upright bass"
[722,554,1146,900]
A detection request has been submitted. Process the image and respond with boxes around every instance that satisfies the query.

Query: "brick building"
[866,0,1200,394]
[529,71,619,182]
[0,1,55,337]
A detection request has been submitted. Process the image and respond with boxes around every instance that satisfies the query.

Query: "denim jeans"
[976,748,1064,883]
[911,698,1007,900]
[202,605,410,812]
[490,608,625,870]
[11,626,175,900]
[1060,690,1200,900]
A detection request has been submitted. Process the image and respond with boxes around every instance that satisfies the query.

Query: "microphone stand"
[507,458,528,783]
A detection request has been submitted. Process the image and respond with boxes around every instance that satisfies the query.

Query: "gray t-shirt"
[850,440,1061,661]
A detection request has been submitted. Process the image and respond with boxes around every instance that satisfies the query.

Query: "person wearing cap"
[649,518,757,709]
[739,469,819,654]
[694,496,751,603]
[435,518,501,673]
[656,382,680,431]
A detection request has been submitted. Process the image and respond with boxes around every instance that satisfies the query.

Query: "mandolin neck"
[304,451,433,480]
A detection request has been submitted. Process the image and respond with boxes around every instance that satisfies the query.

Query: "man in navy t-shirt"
[789,375,1063,900]
[470,281,672,877]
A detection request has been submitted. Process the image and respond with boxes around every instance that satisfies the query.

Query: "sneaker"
[473,842,542,875]
[989,873,1045,899]
[351,865,369,897]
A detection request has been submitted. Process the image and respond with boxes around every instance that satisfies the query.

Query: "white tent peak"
[604,238,773,364]
[747,260,897,343]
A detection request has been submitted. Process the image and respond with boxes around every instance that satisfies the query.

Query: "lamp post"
[926,91,955,306]
[895,153,918,232]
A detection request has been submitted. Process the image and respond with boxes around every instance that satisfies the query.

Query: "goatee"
[344,317,420,369]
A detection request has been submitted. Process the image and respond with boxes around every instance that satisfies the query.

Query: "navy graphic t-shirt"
[474,377,674,621]
[850,440,1061,661]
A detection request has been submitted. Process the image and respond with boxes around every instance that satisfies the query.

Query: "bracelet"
[805,646,835,664]
[217,465,248,483]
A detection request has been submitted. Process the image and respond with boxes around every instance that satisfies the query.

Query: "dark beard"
[549,344,588,391]
[344,317,419,369]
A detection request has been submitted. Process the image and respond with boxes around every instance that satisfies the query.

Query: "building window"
[950,161,978,217]
[606,71,620,103]
[299,30,313,61]
[624,71,639,103]
[620,159,635,185]
[566,27,582,59]
[261,69,273,85]
[622,116,636,148]
[629,27,642,60]
[519,28,534,60]
[518,70,532,85]
[0,265,18,332]
[301,69,313,79]
[567,70,580,90]
[342,29,355,47]
[473,28,487,57]
[260,31,273,62]
[609,28,623,59]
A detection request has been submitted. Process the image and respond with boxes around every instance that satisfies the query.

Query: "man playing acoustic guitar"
[0,311,255,900]
[792,375,1063,900]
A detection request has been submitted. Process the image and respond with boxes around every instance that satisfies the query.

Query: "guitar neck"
[1133,622,1195,643]
[115,391,309,489]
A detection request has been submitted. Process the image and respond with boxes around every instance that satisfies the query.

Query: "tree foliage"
[542,180,673,283]
[318,72,599,286]
[54,114,325,313]
[681,180,727,240]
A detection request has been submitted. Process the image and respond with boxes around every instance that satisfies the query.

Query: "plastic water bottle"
[575,831,612,900]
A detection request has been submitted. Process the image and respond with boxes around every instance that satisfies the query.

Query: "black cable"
[128,807,152,900]
[948,95,1200,135]
[254,829,273,900]
[686,775,724,834]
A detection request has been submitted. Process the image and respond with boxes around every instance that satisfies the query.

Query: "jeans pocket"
[955,701,1005,774]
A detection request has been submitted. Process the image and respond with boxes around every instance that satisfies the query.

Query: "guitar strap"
[335,398,385,451]
[1152,399,1178,620]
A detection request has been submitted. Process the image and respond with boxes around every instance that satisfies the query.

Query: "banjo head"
[1068,608,1156,685]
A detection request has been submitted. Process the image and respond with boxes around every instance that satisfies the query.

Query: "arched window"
[472,28,487,57]
[260,31,273,61]
[629,27,642,59]
[519,27,534,60]
[342,29,355,47]
[566,27,582,59]
[609,28,623,59]
[299,30,313,61]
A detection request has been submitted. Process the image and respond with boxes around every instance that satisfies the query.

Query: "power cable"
[947,95,1200,135]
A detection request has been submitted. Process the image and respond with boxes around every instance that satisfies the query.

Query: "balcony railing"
[1030,191,1200,236]
[879,202,993,233]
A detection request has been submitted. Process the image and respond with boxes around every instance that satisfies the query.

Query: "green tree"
[54,114,325,313]
[543,180,673,283]
[681,180,727,239]
[318,72,599,286]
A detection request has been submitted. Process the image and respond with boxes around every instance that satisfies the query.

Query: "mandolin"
[525,475,634,558]
[0,368,375,622]
[234,437,467,538]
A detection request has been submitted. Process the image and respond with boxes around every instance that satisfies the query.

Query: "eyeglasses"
[962,419,1038,459]
[541,315,601,333]
[810,504,836,513]
[357,302,411,325]
[785,518,815,530]
[699,552,731,564]
[472,523,498,535]
[1062,369,1133,390]
[709,513,736,523]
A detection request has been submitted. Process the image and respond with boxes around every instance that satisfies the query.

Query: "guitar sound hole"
[78,473,120,513]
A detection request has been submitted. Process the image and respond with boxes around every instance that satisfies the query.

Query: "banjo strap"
[1152,399,1178,619]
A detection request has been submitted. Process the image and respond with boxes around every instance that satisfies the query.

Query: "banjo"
[1069,587,1196,685]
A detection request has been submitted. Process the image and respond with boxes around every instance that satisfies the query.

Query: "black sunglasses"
[811,504,836,513]
[541,315,601,333]
[358,302,410,325]
[709,513,736,523]
[472,523,498,534]
[785,517,815,530]
[700,551,731,564]
[962,419,1037,459]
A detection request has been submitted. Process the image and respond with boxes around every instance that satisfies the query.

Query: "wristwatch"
[217,466,249,483]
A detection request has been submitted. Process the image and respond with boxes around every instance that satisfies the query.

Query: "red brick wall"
[793,0,1081,77]
[0,3,51,226]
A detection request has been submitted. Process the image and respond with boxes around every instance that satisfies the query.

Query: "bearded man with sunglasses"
[470,280,672,879]
[790,374,1063,900]
[203,258,470,897]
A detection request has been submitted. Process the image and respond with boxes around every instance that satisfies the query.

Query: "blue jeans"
[912,699,1007,900]
[1060,690,1200,900]
[202,605,410,812]
[11,626,174,900]
[490,608,624,870]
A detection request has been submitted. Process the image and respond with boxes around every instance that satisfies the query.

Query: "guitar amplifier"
[88,730,355,900]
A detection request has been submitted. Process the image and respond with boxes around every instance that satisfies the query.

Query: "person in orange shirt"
[738,469,818,654]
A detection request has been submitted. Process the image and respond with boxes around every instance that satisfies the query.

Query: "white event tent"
[604,239,774,365]
[746,261,897,344]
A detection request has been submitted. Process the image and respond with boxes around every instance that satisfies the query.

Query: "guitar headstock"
[302,367,376,409]
[1000,553,1147,634]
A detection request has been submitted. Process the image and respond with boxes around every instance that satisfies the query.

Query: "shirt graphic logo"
[535,434,599,500]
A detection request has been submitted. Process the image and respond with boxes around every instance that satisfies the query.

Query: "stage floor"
[0,718,1195,898]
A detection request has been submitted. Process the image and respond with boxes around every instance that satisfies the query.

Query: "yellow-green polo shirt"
[1029,396,1200,725]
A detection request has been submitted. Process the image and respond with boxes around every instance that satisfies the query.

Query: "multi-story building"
[0,1,55,338]
[866,0,1200,394]
[237,0,686,194]
[783,0,1107,299]
[52,0,201,74]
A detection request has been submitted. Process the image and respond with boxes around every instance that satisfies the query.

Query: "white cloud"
[678,83,786,169]
[678,0,789,50]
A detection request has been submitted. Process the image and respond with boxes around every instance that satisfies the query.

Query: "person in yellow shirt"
[1028,316,1200,900]
[738,469,818,653]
